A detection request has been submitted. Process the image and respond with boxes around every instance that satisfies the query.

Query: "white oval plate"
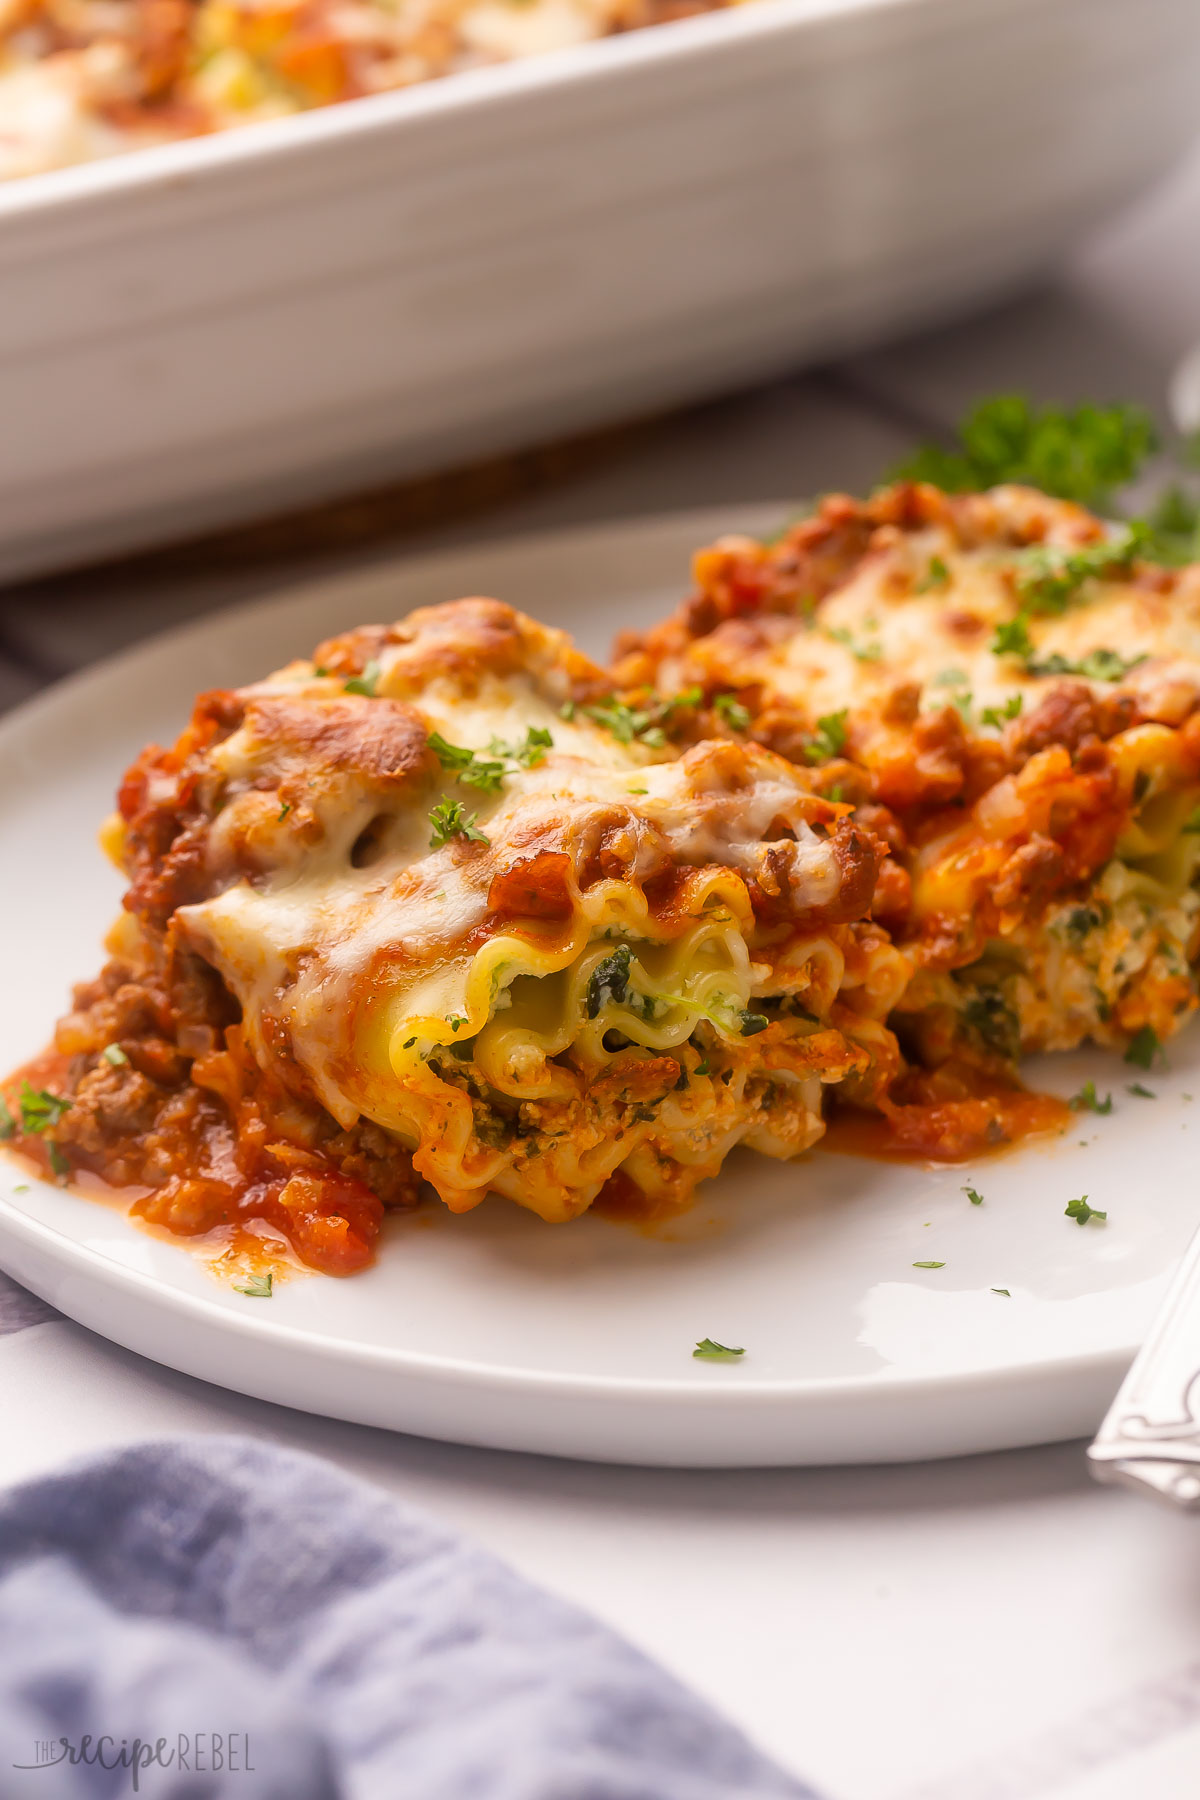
[0,507,1193,1466]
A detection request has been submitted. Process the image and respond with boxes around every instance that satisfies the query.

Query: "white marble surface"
[3,140,1200,1800]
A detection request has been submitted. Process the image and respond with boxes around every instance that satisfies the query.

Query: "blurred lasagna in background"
[615,481,1200,1148]
[0,0,738,180]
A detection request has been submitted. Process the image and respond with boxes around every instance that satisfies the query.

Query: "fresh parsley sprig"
[1065,1195,1107,1227]
[428,800,489,849]
[892,397,1156,509]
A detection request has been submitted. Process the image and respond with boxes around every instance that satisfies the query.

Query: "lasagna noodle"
[6,597,902,1271]
[614,481,1200,1073]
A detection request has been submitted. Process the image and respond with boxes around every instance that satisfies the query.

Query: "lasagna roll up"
[615,483,1200,1079]
[9,598,904,1271]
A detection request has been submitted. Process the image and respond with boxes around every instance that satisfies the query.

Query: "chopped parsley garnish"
[694,1060,711,1076]
[429,725,553,793]
[1069,1080,1113,1115]
[0,1093,14,1140]
[1126,1082,1156,1099]
[101,1044,129,1068]
[1025,647,1145,684]
[693,1338,745,1361]
[913,1261,946,1269]
[499,726,554,768]
[1140,484,1200,566]
[932,666,969,687]
[802,709,849,764]
[46,1141,71,1181]
[1124,1026,1162,1070]
[980,694,1023,729]
[1065,1195,1107,1227]
[827,625,883,663]
[714,693,752,733]
[428,800,489,849]
[991,1288,1011,1297]
[448,1015,467,1033]
[917,555,950,592]
[277,801,291,821]
[586,698,666,746]
[991,614,1035,661]
[12,1184,28,1194]
[1182,806,1200,834]
[574,690,700,749]
[428,733,506,792]
[586,945,633,1018]
[963,1187,984,1206]
[739,1011,770,1037]
[18,1083,71,1135]
[234,1272,274,1298]
[891,397,1156,509]
[343,658,381,698]
[1012,526,1145,615]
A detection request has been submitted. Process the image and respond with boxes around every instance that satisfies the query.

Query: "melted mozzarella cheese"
[757,522,1200,731]
[179,653,844,1135]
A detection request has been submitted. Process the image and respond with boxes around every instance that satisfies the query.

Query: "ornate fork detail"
[1089,1224,1200,1509]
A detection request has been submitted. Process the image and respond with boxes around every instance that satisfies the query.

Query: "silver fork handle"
[1089,1223,1200,1510]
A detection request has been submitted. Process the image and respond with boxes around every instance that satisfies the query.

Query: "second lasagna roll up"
[614,483,1200,1076]
[156,599,902,1221]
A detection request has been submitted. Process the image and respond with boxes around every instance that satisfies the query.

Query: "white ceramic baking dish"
[1,0,1198,581]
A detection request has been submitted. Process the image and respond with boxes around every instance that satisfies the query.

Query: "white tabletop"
[3,140,1200,1800]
